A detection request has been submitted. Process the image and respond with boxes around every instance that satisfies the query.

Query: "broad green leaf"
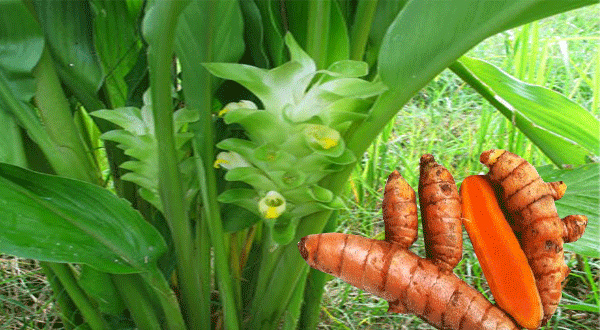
[538,164,599,258]
[378,0,595,93]
[93,0,142,108]
[324,0,349,67]
[78,266,126,315]
[254,0,285,66]
[350,0,597,157]
[452,56,599,166]
[175,0,244,106]
[0,163,167,274]
[33,0,105,101]
[285,0,348,69]
[0,0,44,102]
[239,0,269,68]
[368,0,407,58]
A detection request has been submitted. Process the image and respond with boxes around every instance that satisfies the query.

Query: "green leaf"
[93,0,142,108]
[378,0,596,94]
[175,0,244,105]
[78,266,126,315]
[33,0,105,99]
[319,78,387,99]
[225,167,278,192]
[538,164,600,258]
[217,188,260,217]
[271,215,301,245]
[0,0,44,102]
[324,0,349,67]
[239,0,269,68]
[322,60,369,78]
[452,56,599,166]
[368,0,407,58]
[223,109,288,145]
[255,0,285,66]
[0,163,167,273]
[222,204,261,233]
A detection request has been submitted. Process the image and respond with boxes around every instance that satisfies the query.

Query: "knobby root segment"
[418,154,462,272]
[461,175,542,329]
[383,170,418,248]
[480,149,588,325]
[299,233,518,330]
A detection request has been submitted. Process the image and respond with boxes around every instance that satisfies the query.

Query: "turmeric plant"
[299,159,519,330]
[479,149,589,325]
[461,175,543,329]
[0,1,597,329]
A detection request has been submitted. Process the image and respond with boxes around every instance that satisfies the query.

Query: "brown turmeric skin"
[418,154,463,272]
[383,170,418,248]
[299,233,518,330]
[480,149,588,325]
[299,162,518,330]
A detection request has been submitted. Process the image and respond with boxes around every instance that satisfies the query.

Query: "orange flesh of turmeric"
[460,175,542,329]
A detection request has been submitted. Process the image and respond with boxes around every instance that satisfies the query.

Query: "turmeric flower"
[214,151,251,170]
[259,191,286,219]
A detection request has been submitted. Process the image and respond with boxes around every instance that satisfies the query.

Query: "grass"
[318,4,600,330]
[0,4,598,330]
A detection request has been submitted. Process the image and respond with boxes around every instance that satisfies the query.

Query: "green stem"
[248,226,284,315]
[142,270,187,330]
[48,264,107,330]
[142,2,205,328]
[349,0,379,61]
[40,263,78,330]
[195,207,212,330]
[306,0,331,69]
[112,274,162,330]
[192,133,241,329]
[32,47,99,183]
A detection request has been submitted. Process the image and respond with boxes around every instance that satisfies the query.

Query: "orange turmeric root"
[383,170,418,248]
[299,233,518,330]
[299,163,519,330]
[480,149,588,325]
[419,154,463,272]
[461,175,542,329]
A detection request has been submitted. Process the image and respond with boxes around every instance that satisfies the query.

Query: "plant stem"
[32,47,99,183]
[195,207,212,330]
[349,0,378,61]
[306,0,331,69]
[142,269,187,330]
[40,263,78,330]
[112,274,162,330]
[48,264,107,330]
[143,1,201,328]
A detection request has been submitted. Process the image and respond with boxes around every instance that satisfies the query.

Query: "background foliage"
[0,1,598,329]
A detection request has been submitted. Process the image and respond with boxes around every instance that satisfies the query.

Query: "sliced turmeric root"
[480,149,588,324]
[461,175,543,329]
